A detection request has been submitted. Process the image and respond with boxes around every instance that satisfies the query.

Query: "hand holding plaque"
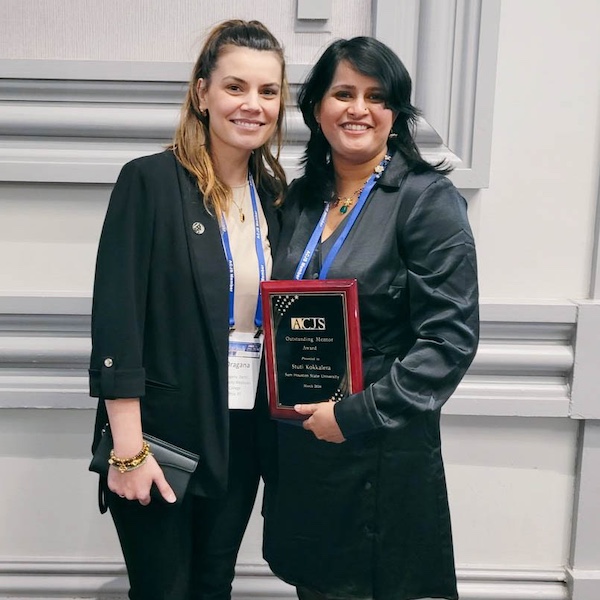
[260,279,363,419]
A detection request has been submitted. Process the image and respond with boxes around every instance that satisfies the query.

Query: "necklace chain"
[332,186,364,214]
[332,154,392,215]
[230,184,247,223]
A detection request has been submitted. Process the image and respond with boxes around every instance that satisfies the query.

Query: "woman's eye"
[227,85,242,92]
[335,91,352,100]
[368,92,386,102]
[262,88,279,97]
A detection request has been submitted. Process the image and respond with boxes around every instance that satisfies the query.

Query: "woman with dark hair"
[89,19,286,600]
[263,37,479,600]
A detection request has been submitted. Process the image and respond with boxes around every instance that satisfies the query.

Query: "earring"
[200,108,208,117]
[388,131,398,139]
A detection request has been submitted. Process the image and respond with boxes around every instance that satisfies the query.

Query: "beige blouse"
[223,183,272,333]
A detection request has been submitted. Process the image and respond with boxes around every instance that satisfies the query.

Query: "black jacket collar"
[377,151,411,189]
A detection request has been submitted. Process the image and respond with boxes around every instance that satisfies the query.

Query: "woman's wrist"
[105,397,144,457]
[108,440,151,473]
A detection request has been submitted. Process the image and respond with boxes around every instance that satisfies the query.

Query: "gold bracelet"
[108,441,151,474]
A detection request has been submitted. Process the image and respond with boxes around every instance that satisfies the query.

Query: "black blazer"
[89,150,280,497]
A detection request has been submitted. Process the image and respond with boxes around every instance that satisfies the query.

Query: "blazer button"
[103,357,114,368]
[192,222,205,235]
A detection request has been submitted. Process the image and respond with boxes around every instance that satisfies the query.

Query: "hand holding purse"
[89,425,200,505]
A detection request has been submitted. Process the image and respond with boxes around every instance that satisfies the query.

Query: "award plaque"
[261,279,363,420]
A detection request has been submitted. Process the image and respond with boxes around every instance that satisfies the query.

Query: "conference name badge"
[228,332,263,409]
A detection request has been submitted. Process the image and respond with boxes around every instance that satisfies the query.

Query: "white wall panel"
[444,416,578,567]
[0,184,108,294]
[568,421,600,600]
[0,0,370,64]
[0,409,120,559]
[476,0,600,300]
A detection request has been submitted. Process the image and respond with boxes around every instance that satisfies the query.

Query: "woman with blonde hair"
[89,19,287,600]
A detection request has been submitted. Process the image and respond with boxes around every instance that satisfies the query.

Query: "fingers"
[107,456,176,504]
[295,404,318,430]
[294,403,319,415]
[154,476,177,504]
[109,481,150,503]
[297,402,346,443]
[138,493,151,506]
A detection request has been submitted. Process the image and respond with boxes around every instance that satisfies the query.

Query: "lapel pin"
[192,222,205,235]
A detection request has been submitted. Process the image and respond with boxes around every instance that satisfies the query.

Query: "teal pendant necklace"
[332,186,363,214]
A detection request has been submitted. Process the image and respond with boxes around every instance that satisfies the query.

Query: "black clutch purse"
[89,425,200,505]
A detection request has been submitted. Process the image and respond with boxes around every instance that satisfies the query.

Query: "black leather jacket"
[264,153,479,600]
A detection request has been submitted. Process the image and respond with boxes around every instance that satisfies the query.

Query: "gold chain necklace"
[332,185,365,214]
[230,184,247,223]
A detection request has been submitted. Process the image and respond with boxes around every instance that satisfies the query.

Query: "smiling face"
[315,60,395,166]
[197,46,283,162]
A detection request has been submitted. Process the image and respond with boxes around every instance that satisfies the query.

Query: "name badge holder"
[220,173,266,410]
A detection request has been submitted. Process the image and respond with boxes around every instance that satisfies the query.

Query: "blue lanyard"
[294,153,392,280]
[219,173,267,330]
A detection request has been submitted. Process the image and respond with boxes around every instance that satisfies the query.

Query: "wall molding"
[0,0,500,188]
[373,0,501,188]
[0,560,568,600]
[571,302,600,419]
[0,80,447,185]
[0,297,579,417]
[567,568,600,600]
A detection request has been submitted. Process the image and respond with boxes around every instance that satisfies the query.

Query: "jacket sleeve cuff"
[334,386,389,438]
[89,365,146,399]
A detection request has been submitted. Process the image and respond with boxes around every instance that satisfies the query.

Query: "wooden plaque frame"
[261,279,363,420]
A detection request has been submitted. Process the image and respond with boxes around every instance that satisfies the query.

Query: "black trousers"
[107,411,262,600]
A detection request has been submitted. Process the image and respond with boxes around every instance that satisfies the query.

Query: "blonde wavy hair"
[170,20,288,215]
